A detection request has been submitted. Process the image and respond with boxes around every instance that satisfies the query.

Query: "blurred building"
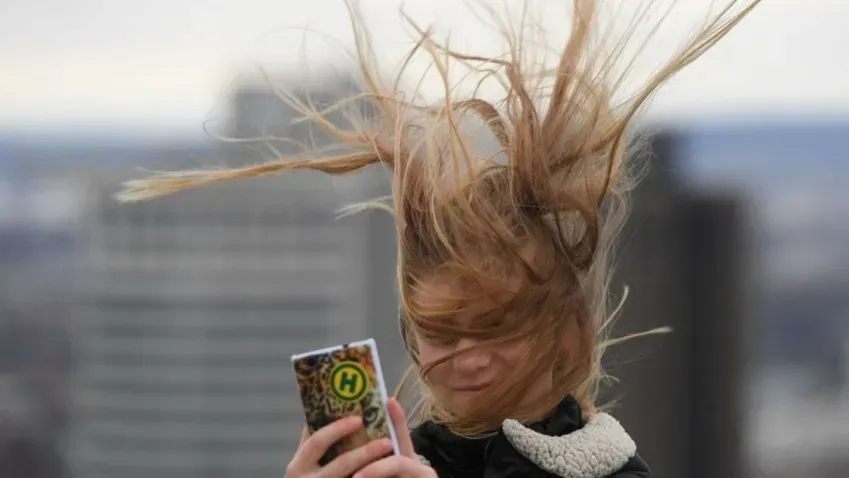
[0,175,83,478]
[67,78,401,478]
[606,129,849,478]
[601,131,751,478]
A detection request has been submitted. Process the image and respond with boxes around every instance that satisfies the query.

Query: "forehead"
[409,270,519,319]
[410,274,471,309]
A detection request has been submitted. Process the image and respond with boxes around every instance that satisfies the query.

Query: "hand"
[285,416,395,478]
[352,398,437,478]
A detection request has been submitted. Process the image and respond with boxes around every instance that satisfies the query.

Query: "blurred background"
[1,1,847,477]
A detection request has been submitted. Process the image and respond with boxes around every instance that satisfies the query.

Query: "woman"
[118,0,762,476]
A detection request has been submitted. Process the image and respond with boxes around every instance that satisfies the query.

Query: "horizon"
[4,111,849,147]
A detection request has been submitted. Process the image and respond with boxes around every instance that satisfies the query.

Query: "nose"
[452,338,492,373]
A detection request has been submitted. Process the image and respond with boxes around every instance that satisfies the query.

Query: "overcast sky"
[1,0,847,137]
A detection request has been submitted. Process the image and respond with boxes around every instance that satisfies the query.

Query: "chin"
[445,393,481,411]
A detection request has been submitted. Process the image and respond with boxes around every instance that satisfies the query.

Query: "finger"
[292,416,363,468]
[387,398,416,458]
[319,438,393,478]
[352,455,426,478]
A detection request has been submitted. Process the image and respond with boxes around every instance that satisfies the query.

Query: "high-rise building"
[603,131,750,478]
[67,78,402,478]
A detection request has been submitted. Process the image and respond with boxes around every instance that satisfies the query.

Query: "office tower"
[68,78,401,478]
[603,131,749,478]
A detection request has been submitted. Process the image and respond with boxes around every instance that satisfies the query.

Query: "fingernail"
[353,473,363,478]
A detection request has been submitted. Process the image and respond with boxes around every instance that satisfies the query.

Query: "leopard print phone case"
[291,338,400,466]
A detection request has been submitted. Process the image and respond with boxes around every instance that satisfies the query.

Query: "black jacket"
[411,396,650,478]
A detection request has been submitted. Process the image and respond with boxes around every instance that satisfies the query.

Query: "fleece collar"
[502,411,636,478]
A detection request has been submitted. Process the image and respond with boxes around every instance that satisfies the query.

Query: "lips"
[451,383,491,392]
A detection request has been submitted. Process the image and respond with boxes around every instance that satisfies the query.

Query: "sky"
[1,0,847,138]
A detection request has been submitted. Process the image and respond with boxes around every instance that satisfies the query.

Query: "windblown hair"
[117,0,761,436]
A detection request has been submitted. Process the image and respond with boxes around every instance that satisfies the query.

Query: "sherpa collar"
[502,412,636,478]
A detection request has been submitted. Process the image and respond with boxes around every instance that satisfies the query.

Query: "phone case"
[291,338,400,465]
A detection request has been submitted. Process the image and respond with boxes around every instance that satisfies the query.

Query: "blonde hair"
[117,0,761,436]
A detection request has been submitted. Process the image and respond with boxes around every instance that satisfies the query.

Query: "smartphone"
[291,338,400,466]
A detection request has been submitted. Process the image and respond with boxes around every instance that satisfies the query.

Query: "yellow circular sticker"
[330,361,369,402]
